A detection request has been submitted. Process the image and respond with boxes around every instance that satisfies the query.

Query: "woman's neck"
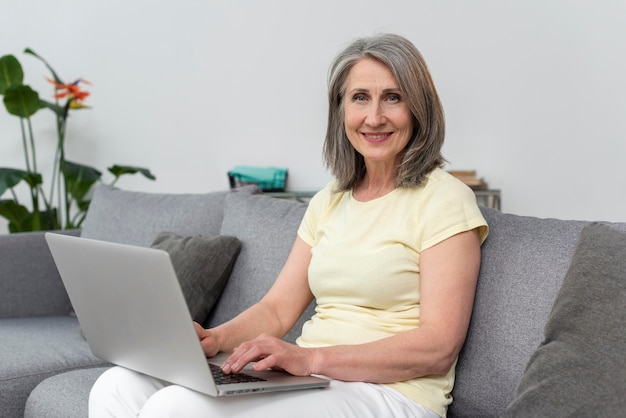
[352,170,396,202]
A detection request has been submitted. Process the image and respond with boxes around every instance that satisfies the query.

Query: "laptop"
[45,232,329,396]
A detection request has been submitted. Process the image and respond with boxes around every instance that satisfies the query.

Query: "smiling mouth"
[362,132,392,142]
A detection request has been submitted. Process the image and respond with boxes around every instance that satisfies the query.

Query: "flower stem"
[22,117,41,229]
[26,117,38,177]
[60,103,71,228]
[19,118,32,174]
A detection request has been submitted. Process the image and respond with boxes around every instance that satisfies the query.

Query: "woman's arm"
[223,228,481,383]
[195,237,314,357]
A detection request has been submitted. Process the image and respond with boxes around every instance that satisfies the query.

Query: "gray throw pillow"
[151,232,241,324]
[81,184,233,247]
[503,222,626,417]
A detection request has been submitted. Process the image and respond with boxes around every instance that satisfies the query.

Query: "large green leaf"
[0,200,58,232]
[63,160,102,203]
[3,84,42,118]
[108,165,156,180]
[0,199,31,232]
[0,54,23,94]
[0,167,29,196]
[23,172,43,189]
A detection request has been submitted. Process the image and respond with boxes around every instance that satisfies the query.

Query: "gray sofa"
[1,184,624,417]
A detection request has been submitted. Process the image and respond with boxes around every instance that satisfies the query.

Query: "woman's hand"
[193,322,221,358]
[190,238,314,359]
[221,333,318,377]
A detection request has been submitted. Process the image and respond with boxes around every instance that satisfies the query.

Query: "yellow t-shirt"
[296,168,489,417]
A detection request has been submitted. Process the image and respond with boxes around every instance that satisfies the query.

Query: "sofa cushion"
[503,222,626,417]
[150,232,241,324]
[449,208,589,417]
[208,192,315,343]
[24,367,110,418]
[450,209,626,418]
[81,185,231,247]
[0,317,108,418]
[0,229,79,318]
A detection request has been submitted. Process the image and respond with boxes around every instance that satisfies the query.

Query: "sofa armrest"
[0,229,80,318]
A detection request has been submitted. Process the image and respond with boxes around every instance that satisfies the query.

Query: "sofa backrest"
[81,185,232,246]
[449,208,626,417]
[0,229,80,318]
[206,191,315,343]
[81,185,229,247]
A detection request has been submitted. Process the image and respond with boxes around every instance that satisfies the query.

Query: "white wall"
[1,0,625,234]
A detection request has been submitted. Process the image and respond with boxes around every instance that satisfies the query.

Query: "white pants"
[89,366,439,418]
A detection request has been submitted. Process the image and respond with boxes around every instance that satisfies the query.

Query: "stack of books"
[448,170,488,190]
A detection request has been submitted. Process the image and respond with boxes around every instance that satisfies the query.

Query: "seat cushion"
[24,367,110,418]
[0,317,108,418]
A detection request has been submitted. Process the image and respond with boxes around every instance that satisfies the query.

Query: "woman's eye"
[387,94,401,103]
[353,94,367,102]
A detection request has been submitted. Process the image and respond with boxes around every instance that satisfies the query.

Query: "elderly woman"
[90,33,488,418]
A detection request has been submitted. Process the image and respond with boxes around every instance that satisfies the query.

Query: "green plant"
[0,49,155,233]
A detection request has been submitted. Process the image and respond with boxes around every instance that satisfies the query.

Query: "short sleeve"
[417,171,489,252]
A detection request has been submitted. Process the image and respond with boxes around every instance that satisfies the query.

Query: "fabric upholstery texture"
[24,367,109,418]
[450,210,626,417]
[0,317,108,418]
[449,208,589,417]
[503,222,626,417]
[150,232,241,324]
[208,192,315,342]
[0,229,79,319]
[81,185,230,247]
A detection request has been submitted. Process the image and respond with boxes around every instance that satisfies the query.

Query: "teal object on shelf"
[228,165,288,192]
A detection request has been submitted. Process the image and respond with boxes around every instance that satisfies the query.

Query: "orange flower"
[46,77,91,107]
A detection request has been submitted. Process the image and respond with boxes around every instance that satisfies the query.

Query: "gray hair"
[323,33,446,191]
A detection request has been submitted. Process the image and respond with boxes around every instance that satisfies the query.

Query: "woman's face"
[343,57,413,167]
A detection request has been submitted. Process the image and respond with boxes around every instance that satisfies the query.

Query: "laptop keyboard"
[209,363,267,385]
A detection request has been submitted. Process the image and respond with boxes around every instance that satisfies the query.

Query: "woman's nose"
[365,102,386,127]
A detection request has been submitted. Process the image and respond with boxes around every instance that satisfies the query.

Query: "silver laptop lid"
[45,232,219,396]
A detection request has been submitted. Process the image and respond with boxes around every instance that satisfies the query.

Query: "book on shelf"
[448,170,488,190]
